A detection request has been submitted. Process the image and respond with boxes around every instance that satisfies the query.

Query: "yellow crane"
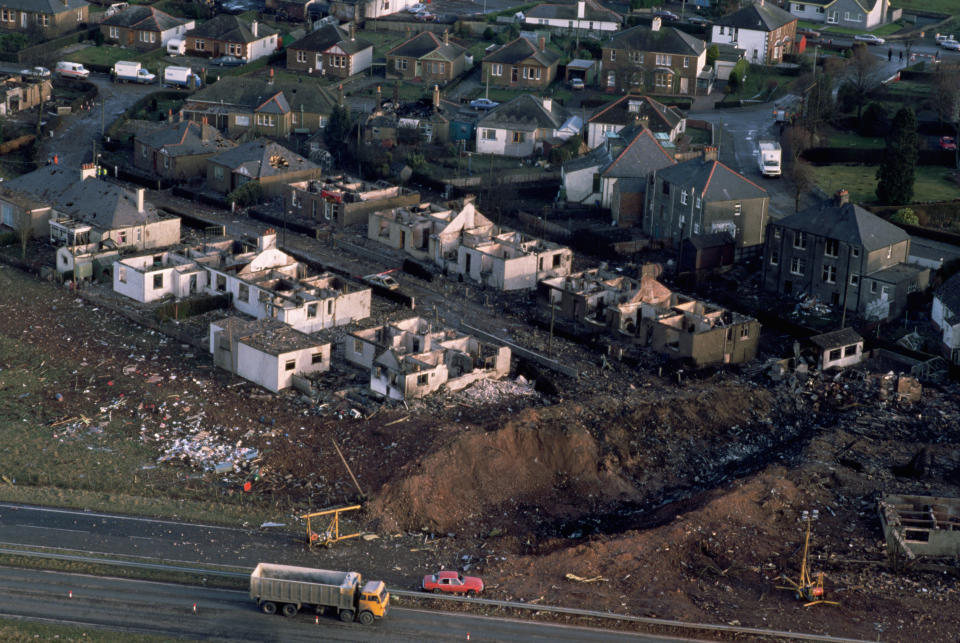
[777,512,839,607]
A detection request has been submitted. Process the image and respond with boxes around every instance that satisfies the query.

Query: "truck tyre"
[261,601,277,615]
[282,603,298,618]
[433,588,442,594]
[467,590,477,597]
[358,611,374,625]
[339,609,354,623]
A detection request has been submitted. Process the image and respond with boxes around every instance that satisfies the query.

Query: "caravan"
[167,38,186,56]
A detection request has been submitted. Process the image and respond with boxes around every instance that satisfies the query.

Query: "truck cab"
[358,580,389,621]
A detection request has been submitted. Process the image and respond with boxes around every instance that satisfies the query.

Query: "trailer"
[249,563,389,625]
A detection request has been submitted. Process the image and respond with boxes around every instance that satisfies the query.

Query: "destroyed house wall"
[819,341,863,370]
[280,286,371,334]
[880,494,960,559]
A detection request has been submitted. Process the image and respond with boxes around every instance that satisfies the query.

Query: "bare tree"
[933,66,960,124]
[783,123,814,162]
[846,43,882,119]
[15,209,32,259]
[791,161,815,213]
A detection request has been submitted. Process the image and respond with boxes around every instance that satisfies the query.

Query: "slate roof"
[656,157,767,202]
[57,180,162,228]
[774,202,910,252]
[563,143,611,173]
[209,139,318,179]
[483,36,561,67]
[256,92,291,115]
[185,76,337,114]
[387,32,466,61]
[716,1,796,31]
[605,23,705,56]
[0,0,87,12]
[186,14,277,42]
[3,166,84,203]
[137,121,236,158]
[687,231,734,249]
[477,94,565,132]
[102,5,186,31]
[601,126,676,178]
[588,94,684,133]
[525,0,622,23]
[810,327,863,351]
[287,23,372,55]
[935,272,960,316]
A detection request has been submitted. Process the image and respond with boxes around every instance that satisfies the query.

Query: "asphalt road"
[0,567,662,642]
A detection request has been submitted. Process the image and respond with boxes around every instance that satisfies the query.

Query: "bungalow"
[0,0,89,37]
[286,23,373,78]
[134,120,236,181]
[206,139,321,197]
[386,31,467,85]
[787,0,890,30]
[481,36,561,90]
[523,0,623,36]
[101,5,194,51]
[210,317,331,393]
[586,94,685,149]
[810,328,865,370]
[184,14,278,62]
[285,175,420,227]
[475,94,580,157]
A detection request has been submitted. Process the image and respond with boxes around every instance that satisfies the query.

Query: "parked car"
[20,66,51,79]
[797,28,821,39]
[652,9,678,21]
[362,273,400,290]
[940,39,960,51]
[212,55,245,67]
[940,136,957,151]
[469,97,499,110]
[687,15,711,26]
[414,11,437,21]
[569,77,585,90]
[422,571,483,596]
[854,34,885,45]
[935,33,956,44]
[407,2,426,11]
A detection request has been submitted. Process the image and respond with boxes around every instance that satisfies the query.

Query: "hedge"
[155,293,232,322]
[801,147,956,166]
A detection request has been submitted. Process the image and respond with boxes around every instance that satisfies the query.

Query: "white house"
[710,0,797,65]
[787,0,889,30]
[810,328,865,370]
[524,0,623,35]
[475,95,578,157]
[209,317,331,393]
[932,272,960,365]
[114,249,210,303]
[457,230,572,291]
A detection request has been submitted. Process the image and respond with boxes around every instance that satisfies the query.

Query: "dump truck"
[249,563,389,624]
[113,60,155,84]
[757,140,782,177]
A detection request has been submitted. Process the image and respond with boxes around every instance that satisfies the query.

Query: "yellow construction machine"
[777,511,839,607]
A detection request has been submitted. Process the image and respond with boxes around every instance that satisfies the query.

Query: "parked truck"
[163,65,196,88]
[757,140,782,178]
[113,61,156,84]
[249,563,389,624]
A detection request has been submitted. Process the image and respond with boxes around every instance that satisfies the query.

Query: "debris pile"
[456,375,537,404]
[154,427,260,475]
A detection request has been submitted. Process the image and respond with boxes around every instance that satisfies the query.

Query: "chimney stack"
[251,20,258,37]
[443,30,449,46]
[651,16,661,32]
[80,163,96,181]
[538,36,546,51]
[433,84,440,109]
[136,187,145,213]
[835,189,849,206]
[542,96,552,112]
[703,146,718,162]
[376,84,382,109]
[350,22,355,41]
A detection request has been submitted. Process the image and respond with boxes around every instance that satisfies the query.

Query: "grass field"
[0,618,171,643]
[891,0,960,14]
[825,132,885,148]
[811,164,960,203]
[68,45,165,70]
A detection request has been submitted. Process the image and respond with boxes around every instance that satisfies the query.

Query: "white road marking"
[16,524,89,534]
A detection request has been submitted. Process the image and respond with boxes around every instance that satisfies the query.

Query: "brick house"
[710,0,797,65]
[100,5,194,51]
[286,23,373,78]
[481,36,561,90]
[0,0,88,37]
[134,120,236,181]
[386,31,467,84]
[601,17,708,95]
[184,14,278,62]
[762,190,930,321]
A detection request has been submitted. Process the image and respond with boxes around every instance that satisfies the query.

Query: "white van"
[163,66,193,88]
[55,61,90,79]
[166,38,186,56]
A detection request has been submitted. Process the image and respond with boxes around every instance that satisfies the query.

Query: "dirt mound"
[494,467,812,621]
[367,408,638,534]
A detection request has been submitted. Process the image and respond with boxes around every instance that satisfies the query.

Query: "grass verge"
[810,163,960,203]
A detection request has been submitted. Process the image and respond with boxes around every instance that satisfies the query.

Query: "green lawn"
[811,164,960,204]
[725,69,795,102]
[68,45,165,70]
[819,21,906,36]
[891,0,960,14]
[356,30,410,59]
[825,132,885,148]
